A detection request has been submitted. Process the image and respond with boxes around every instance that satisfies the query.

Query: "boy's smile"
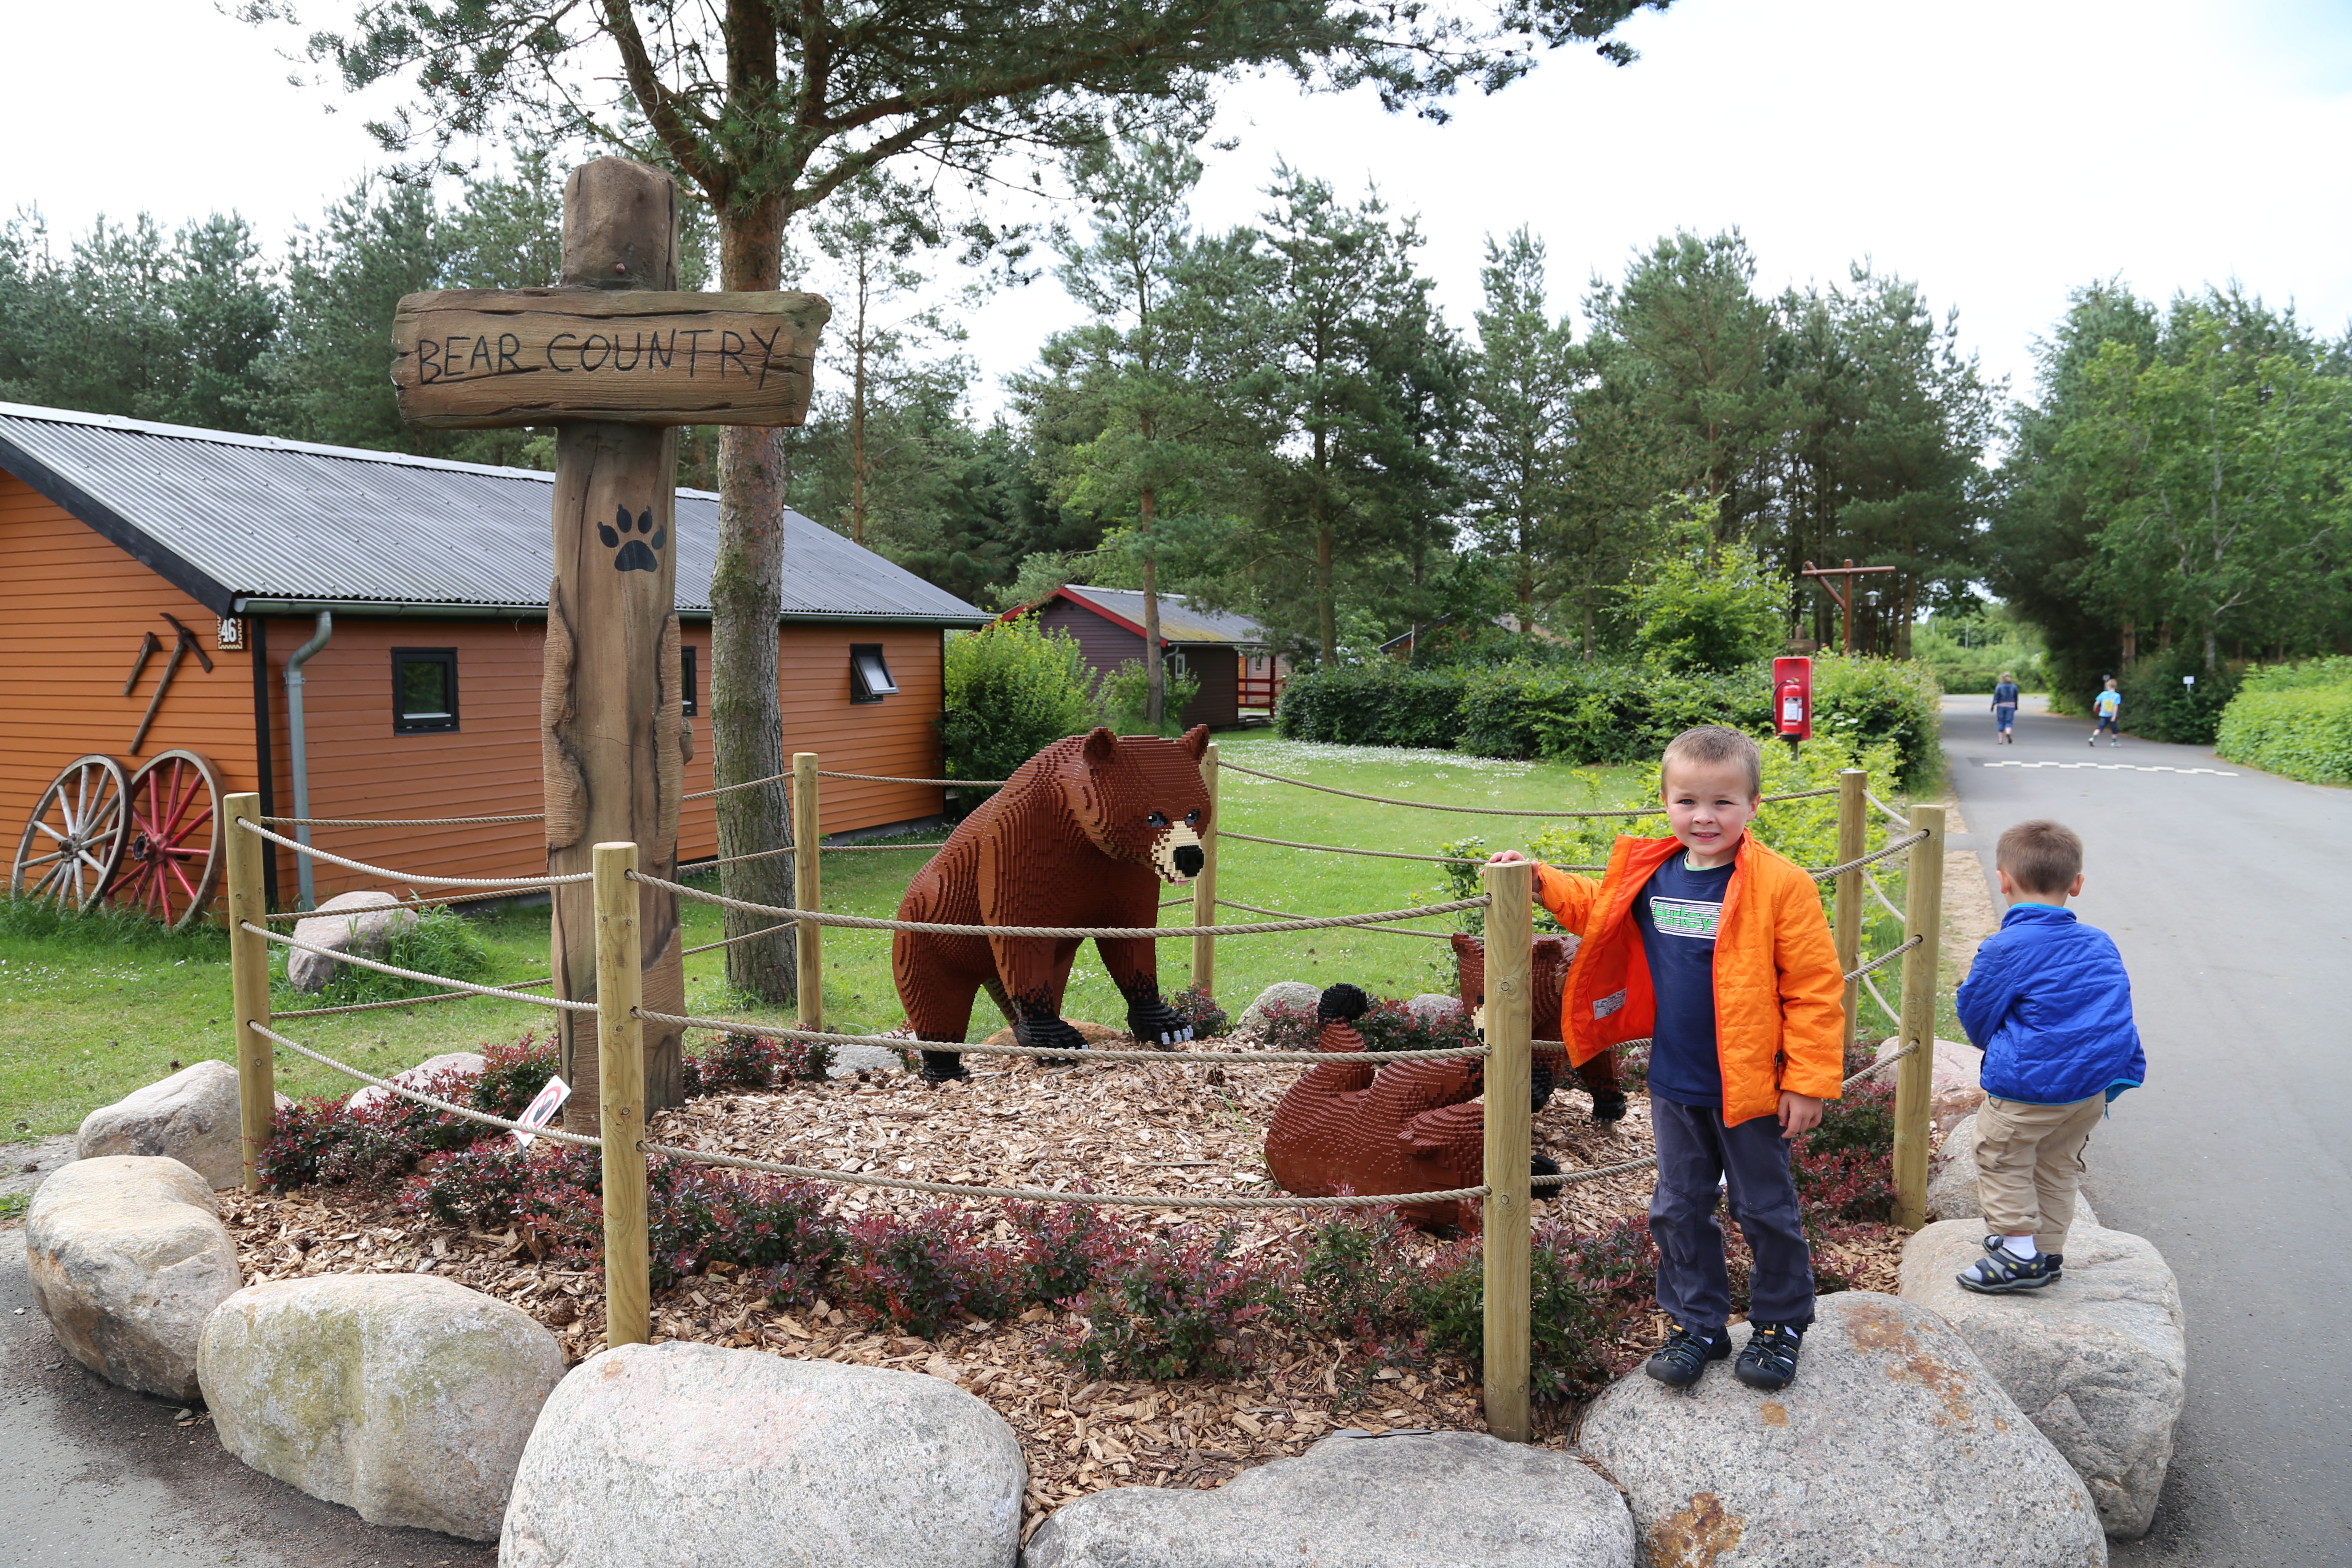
[1662,758,1759,870]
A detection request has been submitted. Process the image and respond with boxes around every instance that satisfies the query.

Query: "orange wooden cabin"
[0,402,988,917]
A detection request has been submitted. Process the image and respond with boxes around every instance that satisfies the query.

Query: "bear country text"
[390,287,830,429]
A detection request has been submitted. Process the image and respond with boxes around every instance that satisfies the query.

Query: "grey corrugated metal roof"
[1059,584,1268,647]
[0,401,987,625]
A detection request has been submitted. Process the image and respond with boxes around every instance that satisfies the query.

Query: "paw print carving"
[599,506,666,573]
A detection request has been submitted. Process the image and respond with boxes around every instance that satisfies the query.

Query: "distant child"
[2090,678,2122,747]
[1489,726,1845,1391]
[1952,820,2144,1292]
[1992,673,2020,744]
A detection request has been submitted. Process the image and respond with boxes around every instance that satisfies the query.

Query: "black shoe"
[1645,1324,1730,1388]
[1590,1089,1629,1124]
[1735,1322,1806,1390]
[1956,1237,2058,1294]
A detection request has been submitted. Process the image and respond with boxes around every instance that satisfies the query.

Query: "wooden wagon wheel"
[11,755,132,911]
[110,749,226,929]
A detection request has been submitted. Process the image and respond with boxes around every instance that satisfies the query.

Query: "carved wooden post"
[542,161,686,1129]
[388,155,828,1134]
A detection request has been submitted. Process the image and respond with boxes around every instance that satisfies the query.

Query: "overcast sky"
[6,0,2351,423]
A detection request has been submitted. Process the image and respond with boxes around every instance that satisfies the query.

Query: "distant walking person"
[1992,673,2021,744]
[2089,677,2122,747]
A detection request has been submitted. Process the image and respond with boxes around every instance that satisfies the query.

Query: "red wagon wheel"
[110,749,226,928]
[12,755,132,911]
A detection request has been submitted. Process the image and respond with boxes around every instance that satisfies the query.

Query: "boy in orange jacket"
[1490,725,1846,1391]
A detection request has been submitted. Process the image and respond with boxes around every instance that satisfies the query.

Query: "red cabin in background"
[998,585,1283,730]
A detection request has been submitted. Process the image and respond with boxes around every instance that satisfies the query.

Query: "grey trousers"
[1649,1096,1817,1331]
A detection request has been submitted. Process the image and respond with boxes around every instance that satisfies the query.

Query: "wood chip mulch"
[215,1031,1902,1542]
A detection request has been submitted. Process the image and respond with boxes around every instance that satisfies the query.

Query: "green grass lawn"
[1,731,1938,1137]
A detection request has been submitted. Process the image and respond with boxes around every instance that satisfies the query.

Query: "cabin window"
[681,645,699,717]
[392,649,459,734]
[849,643,898,703]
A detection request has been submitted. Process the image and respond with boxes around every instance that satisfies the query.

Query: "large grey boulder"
[500,1341,1024,1568]
[199,1274,564,1540]
[1026,1430,1634,1568]
[1926,1114,2098,1229]
[1900,1219,2185,1538]
[1876,1036,1986,1136]
[1404,993,1464,1026]
[1579,1291,2106,1568]
[348,1050,487,1113]
[76,1060,245,1188]
[1238,981,1321,1033]
[288,890,419,992]
[25,1155,242,1401]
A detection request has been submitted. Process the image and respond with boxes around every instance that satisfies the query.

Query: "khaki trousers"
[1973,1092,2106,1255]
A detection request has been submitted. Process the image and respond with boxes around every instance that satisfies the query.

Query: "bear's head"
[1451,931,1576,1041]
[1060,725,1214,884]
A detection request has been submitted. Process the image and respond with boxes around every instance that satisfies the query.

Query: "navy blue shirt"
[1634,853,1735,1107]
[1993,681,2020,708]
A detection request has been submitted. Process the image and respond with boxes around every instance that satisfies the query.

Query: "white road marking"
[1978,761,2238,775]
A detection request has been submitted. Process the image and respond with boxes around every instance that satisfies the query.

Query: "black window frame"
[391,648,461,734]
[680,644,699,717]
[849,643,898,704]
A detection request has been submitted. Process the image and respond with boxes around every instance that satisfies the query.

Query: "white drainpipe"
[285,611,333,910]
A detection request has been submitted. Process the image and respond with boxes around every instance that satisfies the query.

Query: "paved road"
[0,1223,497,1567]
[1942,693,2352,1566]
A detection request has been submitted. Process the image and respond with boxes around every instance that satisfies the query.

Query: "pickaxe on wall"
[128,614,215,755]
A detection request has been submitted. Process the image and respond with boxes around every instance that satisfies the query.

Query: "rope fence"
[219,762,1950,1445]
[1222,763,1838,818]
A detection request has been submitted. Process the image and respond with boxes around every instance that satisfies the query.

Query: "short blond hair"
[1661,725,1762,799]
[1998,819,2082,894]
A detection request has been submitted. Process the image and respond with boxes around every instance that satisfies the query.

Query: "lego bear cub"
[891,725,1213,1083]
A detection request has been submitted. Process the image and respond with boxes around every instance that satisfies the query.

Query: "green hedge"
[2216,659,2352,784]
[1277,656,1944,785]
[2117,648,2244,744]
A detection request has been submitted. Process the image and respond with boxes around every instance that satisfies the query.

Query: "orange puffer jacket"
[1532,833,1846,1128]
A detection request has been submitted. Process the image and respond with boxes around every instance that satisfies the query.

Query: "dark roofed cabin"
[0,402,989,914]
[1006,585,1282,731]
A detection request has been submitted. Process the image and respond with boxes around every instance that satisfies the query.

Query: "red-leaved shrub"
[1060,1225,1280,1381]
[839,1207,1019,1336]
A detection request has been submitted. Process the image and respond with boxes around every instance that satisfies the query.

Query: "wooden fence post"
[1893,804,1947,1230]
[225,793,273,1194]
[793,753,823,1032]
[1480,858,1533,1443]
[1831,769,1867,1058]
[594,841,651,1349]
[1191,741,1220,999]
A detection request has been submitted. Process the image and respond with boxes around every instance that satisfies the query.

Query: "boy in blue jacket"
[1952,819,2144,1292]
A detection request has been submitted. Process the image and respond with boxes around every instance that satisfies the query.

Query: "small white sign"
[511,1075,572,1148]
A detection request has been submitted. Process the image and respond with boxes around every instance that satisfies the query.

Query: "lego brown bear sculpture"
[1451,932,1626,1123]
[1263,984,1559,1234]
[891,725,1212,1083]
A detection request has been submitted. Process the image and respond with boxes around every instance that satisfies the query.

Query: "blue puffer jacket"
[1956,904,2145,1106]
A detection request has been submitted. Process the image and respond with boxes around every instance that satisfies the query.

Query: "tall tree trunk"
[849,257,870,547]
[1139,482,1163,729]
[711,198,798,1004]
[1313,431,1336,666]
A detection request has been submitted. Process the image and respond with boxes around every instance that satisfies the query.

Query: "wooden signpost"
[392,158,828,1133]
